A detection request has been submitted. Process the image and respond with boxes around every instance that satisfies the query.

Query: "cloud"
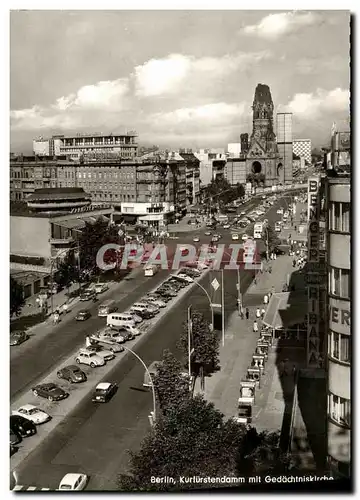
[286,87,350,118]
[134,52,270,97]
[243,11,318,39]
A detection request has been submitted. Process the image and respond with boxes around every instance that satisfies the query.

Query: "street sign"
[211,278,220,291]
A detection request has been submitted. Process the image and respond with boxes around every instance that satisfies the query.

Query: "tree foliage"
[117,393,291,492]
[247,173,266,187]
[204,178,245,210]
[264,223,281,252]
[10,276,25,317]
[153,350,190,415]
[53,250,79,289]
[78,218,120,277]
[178,311,220,378]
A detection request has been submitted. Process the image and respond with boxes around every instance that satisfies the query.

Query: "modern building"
[276,112,293,185]
[227,143,241,157]
[26,187,91,213]
[33,132,138,160]
[293,139,312,165]
[225,158,246,186]
[245,84,284,187]
[194,149,227,186]
[178,150,201,206]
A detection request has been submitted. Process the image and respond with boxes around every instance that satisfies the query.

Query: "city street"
[11,193,302,490]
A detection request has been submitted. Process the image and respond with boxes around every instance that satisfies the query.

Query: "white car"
[12,404,51,425]
[223,224,231,229]
[242,234,249,241]
[277,209,284,214]
[58,473,88,491]
[94,283,109,294]
[177,273,194,283]
[144,296,166,308]
[122,324,141,336]
[204,231,211,236]
[83,345,115,362]
[75,350,105,368]
[133,301,159,314]
[125,311,143,324]
[95,330,126,344]
[193,236,200,242]
[240,211,246,216]
[232,233,239,241]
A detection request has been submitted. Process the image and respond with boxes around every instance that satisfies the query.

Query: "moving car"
[58,473,88,491]
[277,208,284,215]
[32,383,69,401]
[232,233,239,241]
[57,365,87,383]
[75,310,91,321]
[12,405,51,424]
[94,283,109,294]
[98,299,117,317]
[193,236,200,242]
[79,346,114,362]
[10,330,29,346]
[10,415,36,437]
[75,350,105,368]
[79,288,96,301]
[204,231,211,236]
[242,234,249,241]
[92,382,118,403]
[223,224,230,229]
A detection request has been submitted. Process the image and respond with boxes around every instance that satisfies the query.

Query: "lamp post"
[191,280,214,331]
[121,345,157,425]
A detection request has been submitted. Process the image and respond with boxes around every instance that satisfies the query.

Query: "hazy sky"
[10,10,350,152]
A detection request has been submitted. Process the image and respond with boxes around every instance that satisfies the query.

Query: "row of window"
[329,267,351,299]
[10,169,57,178]
[328,393,351,427]
[329,202,350,233]
[328,330,351,363]
[77,172,135,180]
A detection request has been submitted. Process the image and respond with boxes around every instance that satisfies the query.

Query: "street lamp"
[121,345,157,426]
[191,279,214,331]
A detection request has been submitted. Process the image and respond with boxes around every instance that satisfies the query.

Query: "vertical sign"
[307,176,321,367]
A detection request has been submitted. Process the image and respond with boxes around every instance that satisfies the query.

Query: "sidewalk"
[194,253,301,435]
[18,282,80,319]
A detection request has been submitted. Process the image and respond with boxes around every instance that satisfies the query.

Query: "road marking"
[13,485,50,491]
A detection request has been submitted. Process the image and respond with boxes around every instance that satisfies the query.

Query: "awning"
[262,291,307,330]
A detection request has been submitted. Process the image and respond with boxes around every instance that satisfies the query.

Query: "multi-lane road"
[11,192,302,490]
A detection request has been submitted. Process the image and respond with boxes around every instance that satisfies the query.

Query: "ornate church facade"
[245,84,287,186]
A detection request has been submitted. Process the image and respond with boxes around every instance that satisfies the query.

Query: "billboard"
[307,176,322,368]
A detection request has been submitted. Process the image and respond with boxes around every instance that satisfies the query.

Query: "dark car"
[168,278,187,288]
[57,365,87,383]
[32,383,69,401]
[10,428,22,446]
[132,309,155,320]
[152,291,172,301]
[10,331,29,346]
[92,382,118,403]
[148,293,171,303]
[10,415,36,438]
[157,287,177,297]
[75,310,91,321]
[79,289,96,301]
[163,281,182,291]
[117,329,134,341]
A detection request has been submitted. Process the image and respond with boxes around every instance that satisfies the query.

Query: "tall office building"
[276,112,293,185]
[293,139,312,165]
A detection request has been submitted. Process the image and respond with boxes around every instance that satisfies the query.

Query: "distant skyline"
[10,10,350,153]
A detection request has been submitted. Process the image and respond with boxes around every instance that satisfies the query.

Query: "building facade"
[194,149,227,187]
[326,175,351,478]
[245,84,283,187]
[276,112,293,185]
[225,158,246,186]
[33,132,138,160]
[178,151,201,206]
[293,139,312,165]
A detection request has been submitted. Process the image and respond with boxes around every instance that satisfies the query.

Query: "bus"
[253,222,263,239]
[144,264,158,277]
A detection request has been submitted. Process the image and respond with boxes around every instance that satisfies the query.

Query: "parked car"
[79,346,114,363]
[144,296,166,308]
[92,338,125,353]
[10,428,21,446]
[168,277,187,287]
[75,310,91,321]
[10,415,36,437]
[79,288,96,301]
[157,287,177,297]
[58,474,88,491]
[94,283,109,294]
[130,308,155,320]
[132,302,159,314]
[176,273,194,283]
[12,405,51,424]
[10,331,29,346]
[92,382,118,403]
[32,383,69,401]
[57,365,87,383]
[152,290,172,301]
[75,350,105,368]
[120,324,140,336]
[94,329,126,344]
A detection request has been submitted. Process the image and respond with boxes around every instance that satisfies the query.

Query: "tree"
[10,276,25,317]
[117,395,246,492]
[78,218,120,277]
[152,350,190,415]
[53,250,79,292]
[264,224,281,253]
[178,311,220,384]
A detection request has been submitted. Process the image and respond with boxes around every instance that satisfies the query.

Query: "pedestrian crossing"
[12,485,51,491]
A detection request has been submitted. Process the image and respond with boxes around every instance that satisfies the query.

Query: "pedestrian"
[274,252,277,260]
[256,307,261,319]
[292,259,296,268]
[271,285,275,296]
[261,308,266,319]
[253,320,259,333]
[263,294,269,305]
[63,302,69,314]
[268,266,272,274]
[245,308,250,320]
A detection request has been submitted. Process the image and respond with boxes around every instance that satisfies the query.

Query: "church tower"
[246,84,282,186]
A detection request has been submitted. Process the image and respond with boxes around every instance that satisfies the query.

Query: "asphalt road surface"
[12,194,300,491]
